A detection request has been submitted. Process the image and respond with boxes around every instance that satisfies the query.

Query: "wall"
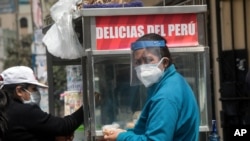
[210,0,250,140]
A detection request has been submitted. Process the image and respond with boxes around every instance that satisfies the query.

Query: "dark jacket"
[3,99,83,141]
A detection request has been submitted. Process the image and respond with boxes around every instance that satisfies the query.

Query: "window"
[20,17,28,28]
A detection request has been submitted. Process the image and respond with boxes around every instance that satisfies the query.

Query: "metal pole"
[15,0,19,41]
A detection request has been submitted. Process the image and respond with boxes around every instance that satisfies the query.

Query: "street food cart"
[78,5,212,141]
[44,2,211,141]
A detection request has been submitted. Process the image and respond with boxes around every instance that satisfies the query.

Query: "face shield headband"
[131,40,166,51]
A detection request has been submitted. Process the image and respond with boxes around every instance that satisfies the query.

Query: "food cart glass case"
[87,46,211,139]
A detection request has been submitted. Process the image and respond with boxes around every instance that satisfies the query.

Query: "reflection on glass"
[173,52,208,126]
[94,60,147,129]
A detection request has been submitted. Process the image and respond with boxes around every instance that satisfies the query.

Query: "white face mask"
[23,89,41,105]
[135,58,165,87]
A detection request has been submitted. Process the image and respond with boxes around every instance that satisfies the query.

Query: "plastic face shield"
[130,40,166,86]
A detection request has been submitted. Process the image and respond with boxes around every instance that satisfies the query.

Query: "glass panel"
[52,65,67,117]
[93,51,208,130]
[172,52,208,127]
[93,56,147,130]
[51,65,83,117]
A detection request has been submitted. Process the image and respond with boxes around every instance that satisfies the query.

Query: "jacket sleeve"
[24,104,84,136]
[117,98,178,141]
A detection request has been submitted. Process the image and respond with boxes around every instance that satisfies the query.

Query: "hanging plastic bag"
[43,0,83,59]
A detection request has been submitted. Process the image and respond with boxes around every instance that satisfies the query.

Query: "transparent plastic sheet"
[42,0,83,59]
[130,53,141,86]
[130,41,165,86]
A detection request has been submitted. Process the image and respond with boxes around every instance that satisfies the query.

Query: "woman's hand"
[103,128,126,141]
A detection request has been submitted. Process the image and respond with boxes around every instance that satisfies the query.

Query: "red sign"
[95,14,198,50]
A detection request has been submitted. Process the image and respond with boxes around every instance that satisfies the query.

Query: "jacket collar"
[147,64,176,98]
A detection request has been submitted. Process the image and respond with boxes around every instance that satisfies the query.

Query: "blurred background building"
[0,0,57,112]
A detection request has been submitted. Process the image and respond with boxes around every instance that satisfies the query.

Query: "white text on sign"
[234,129,247,136]
[96,23,196,39]
[168,23,196,36]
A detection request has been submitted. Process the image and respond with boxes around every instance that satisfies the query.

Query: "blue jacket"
[118,64,200,141]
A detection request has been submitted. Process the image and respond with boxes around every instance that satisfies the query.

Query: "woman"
[0,66,83,141]
[104,33,200,141]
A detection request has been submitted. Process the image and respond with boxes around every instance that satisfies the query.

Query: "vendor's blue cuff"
[131,40,166,51]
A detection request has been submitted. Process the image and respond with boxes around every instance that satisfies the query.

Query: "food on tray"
[102,123,120,136]
[102,128,113,136]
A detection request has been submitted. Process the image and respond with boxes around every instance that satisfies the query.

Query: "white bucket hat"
[0,66,48,89]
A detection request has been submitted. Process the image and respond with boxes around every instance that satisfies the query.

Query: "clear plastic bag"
[43,0,83,59]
